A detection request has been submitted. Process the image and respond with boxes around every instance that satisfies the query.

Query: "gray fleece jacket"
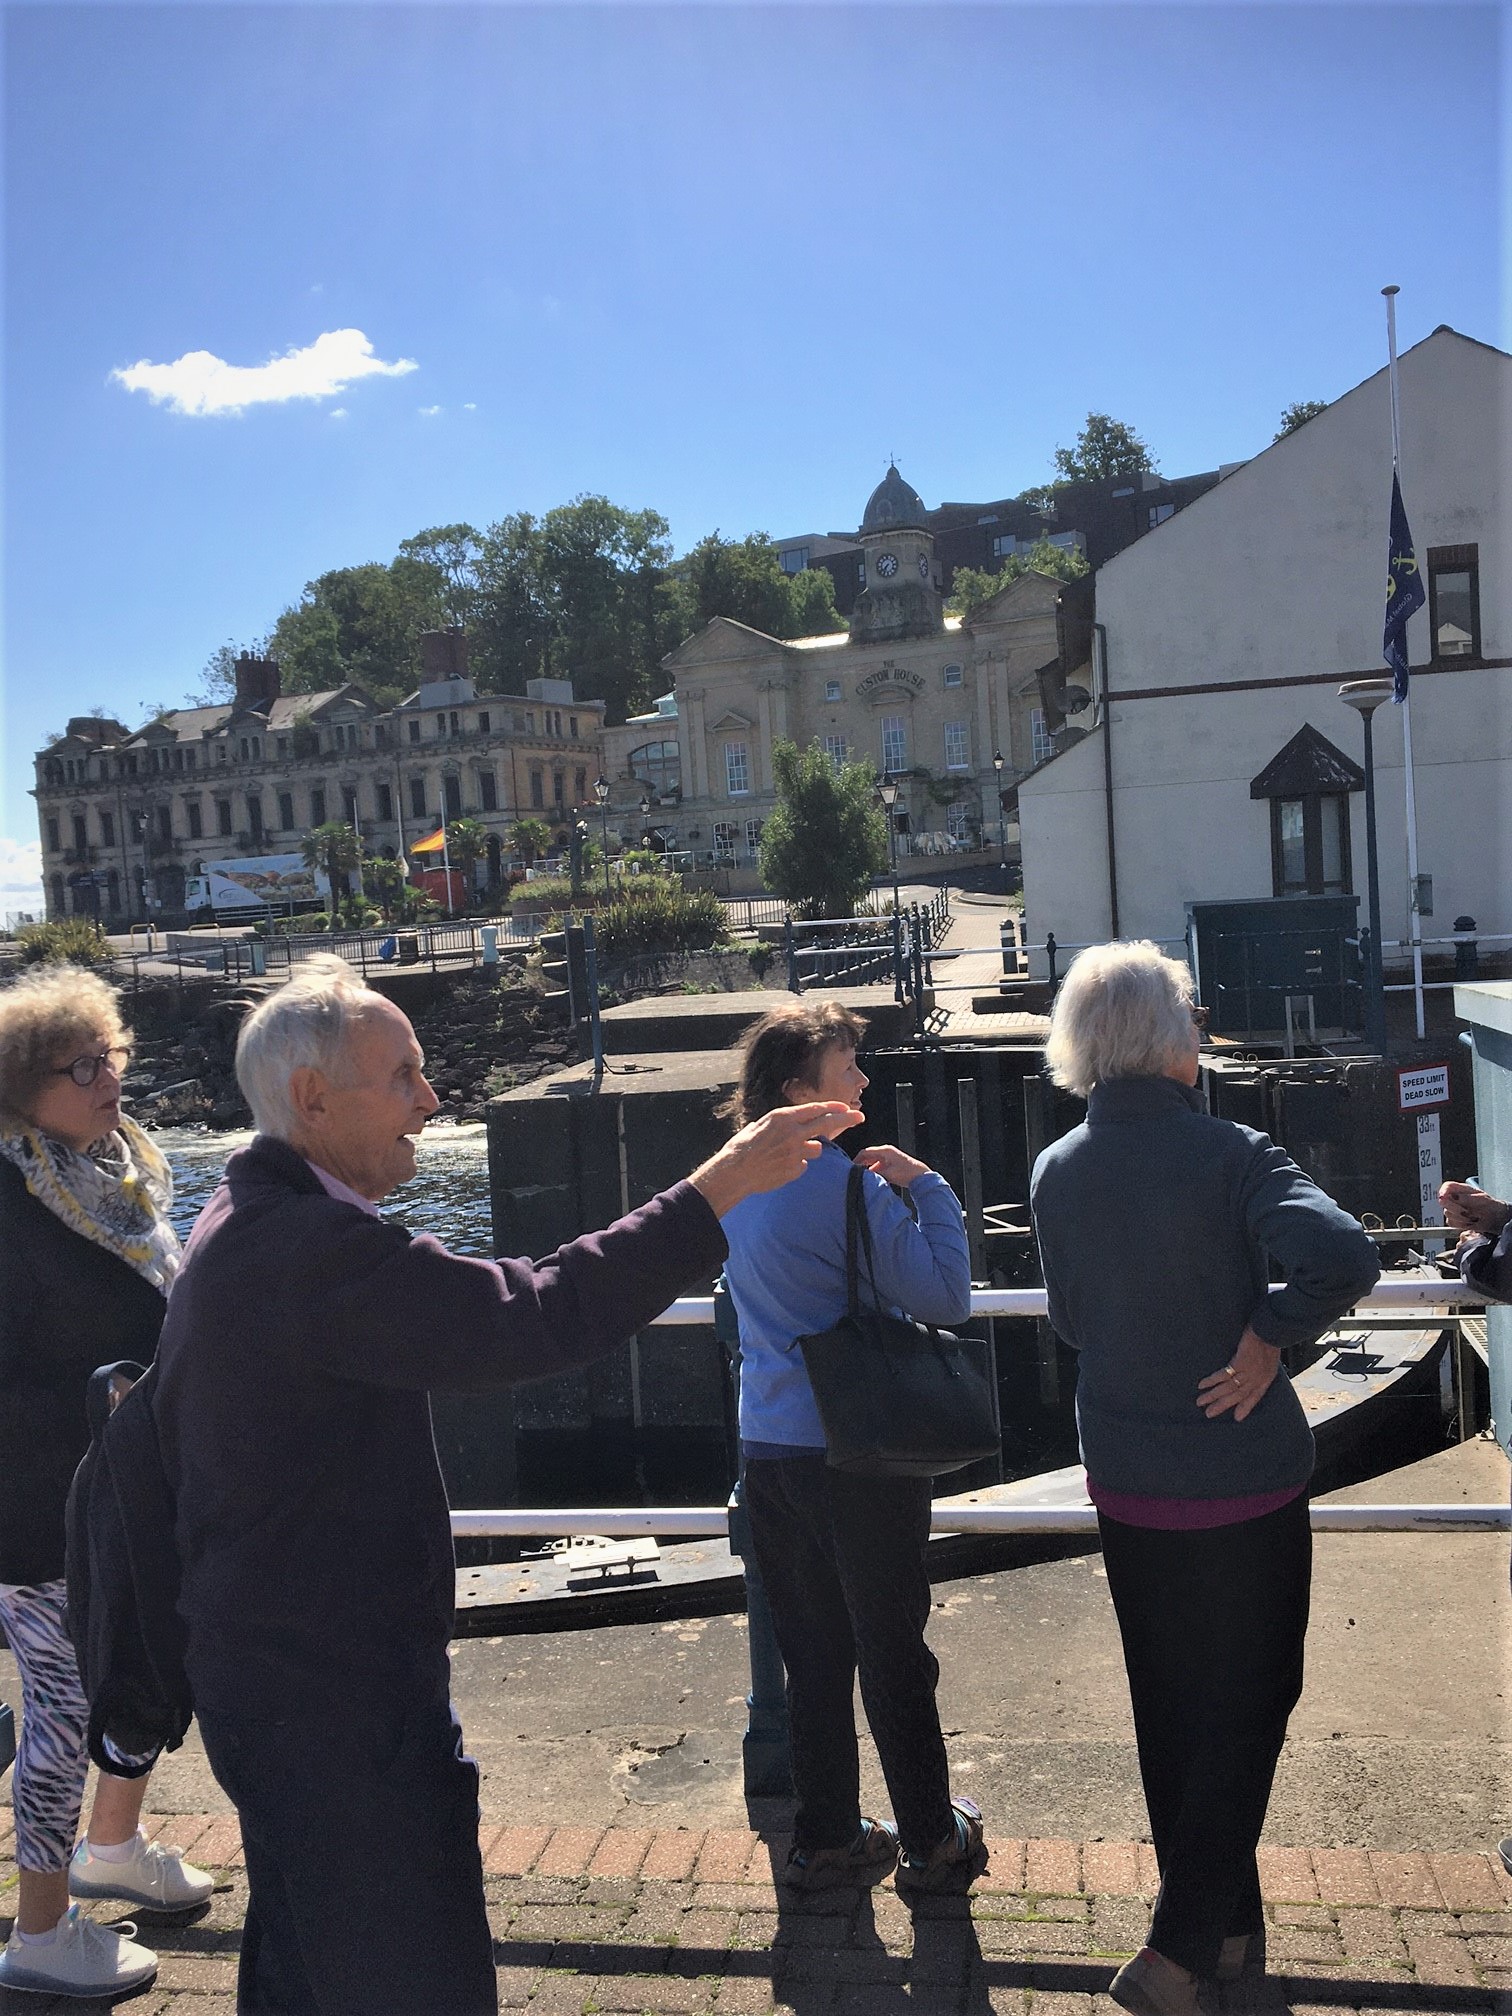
[1029,1075,1380,1500]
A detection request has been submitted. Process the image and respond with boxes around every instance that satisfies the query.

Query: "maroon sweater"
[154,1135,727,1718]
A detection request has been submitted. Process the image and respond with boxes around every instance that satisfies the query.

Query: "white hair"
[235,956,381,1140]
[1044,940,1196,1097]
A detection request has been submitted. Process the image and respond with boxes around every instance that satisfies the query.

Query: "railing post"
[911,908,927,1043]
[784,916,799,993]
[583,913,605,1094]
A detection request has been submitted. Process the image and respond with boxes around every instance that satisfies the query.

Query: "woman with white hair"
[0,967,212,2002]
[1029,942,1378,2016]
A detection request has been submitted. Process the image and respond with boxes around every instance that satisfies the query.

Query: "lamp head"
[594,776,610,805]
[879,778,899,809]
[1339,677,1395,719]
[992,750,1004,775]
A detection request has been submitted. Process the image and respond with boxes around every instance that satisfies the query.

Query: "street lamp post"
[1339,678,1393,1057]
[878,777,900,911]
[992,751,1006,881]
[594,776,612,899]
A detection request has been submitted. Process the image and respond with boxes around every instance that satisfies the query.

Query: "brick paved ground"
[4,1819,1510,2014]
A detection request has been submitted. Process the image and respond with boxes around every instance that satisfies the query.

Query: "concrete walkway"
[3,1817,1508,2011]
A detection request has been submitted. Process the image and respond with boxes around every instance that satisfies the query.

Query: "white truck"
[184,853,330,919]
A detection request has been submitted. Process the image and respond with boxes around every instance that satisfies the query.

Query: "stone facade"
[32,631,606,923]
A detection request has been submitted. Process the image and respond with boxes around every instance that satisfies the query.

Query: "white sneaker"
[70,1829,215,1910]
[0,1905,158,1997]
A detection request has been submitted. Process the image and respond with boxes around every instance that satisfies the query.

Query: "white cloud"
[329,407,349,420]
[0,836,44,917]
[419,404,444,418]
[111,328,418,418]
[462,402,477,411]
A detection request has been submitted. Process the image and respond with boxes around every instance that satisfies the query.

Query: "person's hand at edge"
[1439,1181,1511,1240]
[853,1143,933,1188]
[1196,1323,1281,1423]
[690,1102,863,1219]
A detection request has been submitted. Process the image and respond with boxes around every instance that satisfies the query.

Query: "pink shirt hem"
[1087,1477,1305,1531]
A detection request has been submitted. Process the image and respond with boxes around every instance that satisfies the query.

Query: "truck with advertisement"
[184,854,330,919]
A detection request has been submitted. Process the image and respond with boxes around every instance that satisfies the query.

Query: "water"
[154,1123,495,1254]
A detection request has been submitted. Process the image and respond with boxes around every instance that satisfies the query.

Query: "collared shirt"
[305,1160,381,1217]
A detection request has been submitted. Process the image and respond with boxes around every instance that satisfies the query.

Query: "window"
[99,810,115,847]
[450,711,460,735]
[73,814,89,852]
[248,797,263,839]
[780,546,810,574]
[713,821,737,862]
[946,801,970,842]
[443,775,462,820]
[943,663,963,688]
[628,739,680,797]
[45,816,60,853]
[1428,546,1480,660]
[436,714,447,737]
[881,717,907,774]
[823,734,848,770]
[478,771,497,812]
[824,679,842,702]
[1270,795,1351,897]
[991,534,1018,560]
[51,873,65,915]
[239,739,250,762]
[408,719,421,745]
[310,788,326,826]
[277,737,289,758]
[569,716,578,738]
[724,741,750,796]
[278,792,294,831]
[217,801,233,836]
[944,722,970,771]
[553,772,565,806]
[574,768,586,805]
[1147,502,1175,530]
[376,782,393,822]
[374,726,389,750]
[530,770,544,810]
[343,787,358,826]
[409,778,426,819]
[185,748,196,770]
[477,711,490,735]
[744,819,763,857]
[1030,709,1055,768]
[188,802,203,840]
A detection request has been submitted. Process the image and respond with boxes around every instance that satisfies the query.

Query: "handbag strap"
[846,1161,889,1317]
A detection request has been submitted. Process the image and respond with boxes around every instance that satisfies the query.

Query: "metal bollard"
[784,916,799,993]
[1000,916,1018,981]
[1046,931,1058,990]
[1453,915,1479,982]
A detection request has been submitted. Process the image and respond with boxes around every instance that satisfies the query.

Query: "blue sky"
[3,1,1503,908]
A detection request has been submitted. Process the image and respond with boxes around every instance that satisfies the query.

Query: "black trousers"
[743,1453,954,1858]
[198,1687,496,2015]
[1098,1493,1312,1979]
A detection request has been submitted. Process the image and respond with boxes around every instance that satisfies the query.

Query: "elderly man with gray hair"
[1029,941,1378,2016]
[153,957,862,2016]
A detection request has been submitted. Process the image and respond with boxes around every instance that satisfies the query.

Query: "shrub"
[592,884,728,963]
[16,918,113,966]
[747,942,775,981]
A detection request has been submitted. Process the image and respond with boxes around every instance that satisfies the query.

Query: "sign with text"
[1397,1063,1450,1113]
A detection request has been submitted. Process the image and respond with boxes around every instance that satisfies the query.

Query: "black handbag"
[797,1164,999,1477]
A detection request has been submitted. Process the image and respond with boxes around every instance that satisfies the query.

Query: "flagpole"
[1383,284,1426,1040]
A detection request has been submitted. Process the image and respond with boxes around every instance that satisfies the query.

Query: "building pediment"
[1249,723,1365,799]
[709,708,756,733]
[966,568,1067,626]
[663,616,784,670]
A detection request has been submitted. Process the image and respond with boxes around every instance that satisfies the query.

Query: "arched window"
[627,740,681,799]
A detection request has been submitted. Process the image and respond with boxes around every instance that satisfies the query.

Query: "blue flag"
[1384,467,1426,702]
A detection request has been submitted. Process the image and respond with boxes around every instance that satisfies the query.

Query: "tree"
[445,818,489,905]
[301,821,363,930]
[945,539,1090,619]
[186,638,270,706]
[1053,412,1157,485]
[394,525,482,630]
[507,817,552,867]
[1275,399,1328,440]
[677,534,845,641]
[758,741,888,920]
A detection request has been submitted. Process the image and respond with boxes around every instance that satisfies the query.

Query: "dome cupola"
[860,463,929,536]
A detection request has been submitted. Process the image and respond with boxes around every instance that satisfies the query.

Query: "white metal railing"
[451,1501,1511,1540]
[648,1277,1486,1326]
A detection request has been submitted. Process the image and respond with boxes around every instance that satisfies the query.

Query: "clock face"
[918,554,931,579]
[875,551,899,578]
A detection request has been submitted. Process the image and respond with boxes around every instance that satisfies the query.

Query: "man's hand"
[690,1102,864,1220]
[1439,1182,1512,1239]
[1196,1323,1282,1422]
[853,1143,933,1188]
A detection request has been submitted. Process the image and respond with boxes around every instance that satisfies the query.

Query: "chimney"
[419,628,469,684]
[234,654,282,709]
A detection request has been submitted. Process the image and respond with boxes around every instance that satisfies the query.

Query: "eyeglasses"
[51,1046,130,1088]
[1190,1006,1210,1032]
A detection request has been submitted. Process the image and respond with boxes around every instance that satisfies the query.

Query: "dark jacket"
[153,1135,727,1718]
[1459,1218,1512,1305]
[1030,1076,1380,1500]
[0,1156,167,1584]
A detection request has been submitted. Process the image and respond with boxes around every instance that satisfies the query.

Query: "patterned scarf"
[0,1114,182,1294]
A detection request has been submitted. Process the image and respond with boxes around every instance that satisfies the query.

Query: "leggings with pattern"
[0,1580,90,1873]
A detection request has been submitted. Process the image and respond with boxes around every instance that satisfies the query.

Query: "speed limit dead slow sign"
[1397,1063,1450,1113]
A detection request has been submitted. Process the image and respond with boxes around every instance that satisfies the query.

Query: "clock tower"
[850,463,943,644]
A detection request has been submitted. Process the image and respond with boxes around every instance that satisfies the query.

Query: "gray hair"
[235,956,380,1140]
[1044,941,1196,1096]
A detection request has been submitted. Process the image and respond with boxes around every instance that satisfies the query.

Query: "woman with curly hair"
[0,966,211,2001]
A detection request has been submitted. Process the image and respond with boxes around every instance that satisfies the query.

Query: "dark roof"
[1249,724,1364,799]
[861,464,929,535]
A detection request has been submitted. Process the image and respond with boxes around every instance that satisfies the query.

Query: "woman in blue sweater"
[1030,943,1379,2016]
[720,1000,985,1897]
